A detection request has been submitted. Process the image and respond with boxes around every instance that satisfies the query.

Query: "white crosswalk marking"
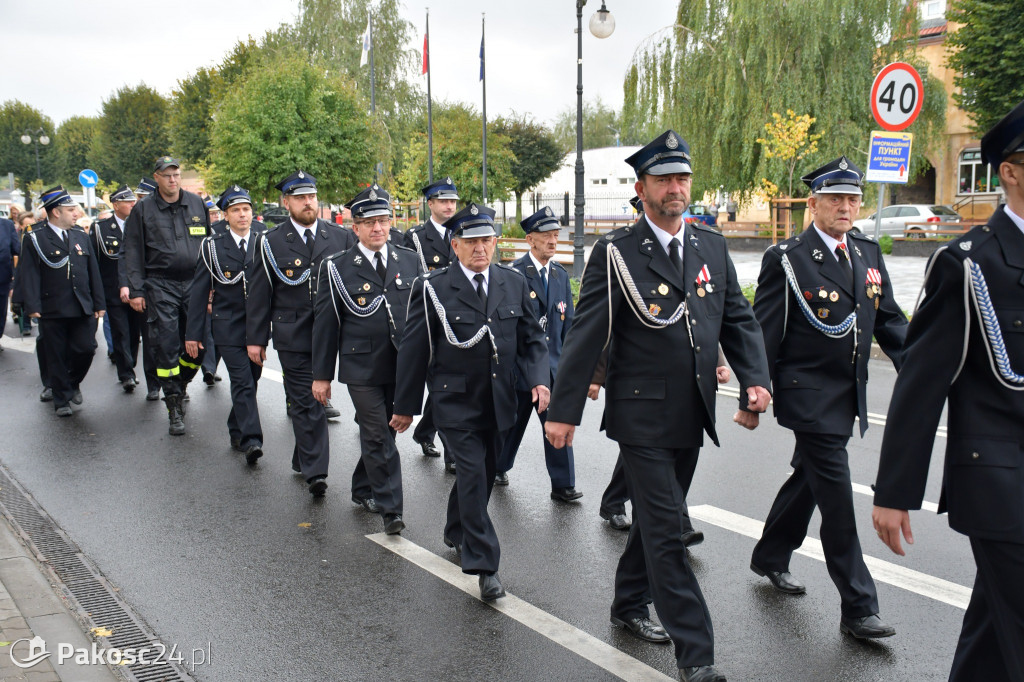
[688,504,971,610]
[366,533,676,682]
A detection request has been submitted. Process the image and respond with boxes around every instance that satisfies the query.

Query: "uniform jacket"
[548,217,771,448]
[394,263,549,432]
[510,253,574,390]
[388,227,405,244]
[312,244,422,386]
[875,208,1024,543]
[246,218,356,352]
[754,226,907,436]
[92,215,129,304]
[123,190,210,296]
[403,220,452,272]
[19,226,104,318]
[0,217,18,286]
[186,229,261,347]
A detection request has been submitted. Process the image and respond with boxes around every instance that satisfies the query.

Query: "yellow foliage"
[91,627,114,637]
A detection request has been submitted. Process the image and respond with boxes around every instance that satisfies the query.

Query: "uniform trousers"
[218,344,262,448]
[278,350,329,481]
[348,383,403,516]
[201,313,219,377]
[612,444,713,668]
[128,307,157,392]
[601,452,695,533]
[497,389,574,489]
[751,431,878,618]
[144,277,202,396]
[39,316,96,409]
[105,301,136,382]
[948,537,1024,681]
[443,427,504,575]
[413,395,453,465]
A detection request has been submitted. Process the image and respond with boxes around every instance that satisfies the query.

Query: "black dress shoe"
[600,510,631,531]
[71,389,83,405]
[750,562,806,595]
[494,472,509,486]
[351,495,378,513]
[840,613,895,639]
[55,406,73,417]
[417,440,441,457]
[383,514,405,535]
[679,665,727,681]
[244,444,263,466]
[146,389,161,401]
[121,377,137,393]
[203,371,216,386]
[213,373,222,382]
[308,476,328,497]
[39,387,53,402]
[551,486,583,502]
[231,437,243,451]
[443,535,462,554]
[681,529,705,547]
[444,461,456,474]
[479,573,505,602]
[610,615,670,643]
[324,400,340,419]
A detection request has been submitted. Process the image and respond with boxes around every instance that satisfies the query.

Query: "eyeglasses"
[156,172,181,180]
[354,217,392,227]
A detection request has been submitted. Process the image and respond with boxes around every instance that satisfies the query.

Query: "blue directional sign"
[865,131,913,184]
[78,169,99,188]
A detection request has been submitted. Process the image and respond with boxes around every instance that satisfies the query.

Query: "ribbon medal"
[695,264,711,297]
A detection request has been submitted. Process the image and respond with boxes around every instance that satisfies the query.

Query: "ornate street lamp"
[573,0,615,277]
[20,128,50,181]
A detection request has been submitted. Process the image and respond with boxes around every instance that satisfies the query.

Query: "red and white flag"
[866,268,882,285]
[422,33,429,75]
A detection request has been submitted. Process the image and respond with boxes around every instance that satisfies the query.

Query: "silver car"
[853,204,962,236]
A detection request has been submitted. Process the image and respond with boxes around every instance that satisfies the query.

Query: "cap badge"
[446,176,452,184]
[233,185,240,192]
[666,134,678,150]
[839,159,849,170]
[545,207,552,217]
[298,171,305,179]
[369,190,378,201]
[470,205,479,216]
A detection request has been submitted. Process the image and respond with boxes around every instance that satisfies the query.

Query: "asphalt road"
[0,329,968,682]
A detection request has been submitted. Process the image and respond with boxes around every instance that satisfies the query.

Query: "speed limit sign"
[871,62,924,132]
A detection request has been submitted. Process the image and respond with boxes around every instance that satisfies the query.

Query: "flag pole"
[426,8,434,184]
[369,12,379,182]
[481,13,487,203]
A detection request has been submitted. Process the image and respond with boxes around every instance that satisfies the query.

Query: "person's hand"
[29,312,40,319]
[119,287,130,304]
[184,340,202,359]
[716,366,731,384]
[873,506,914,556]
[390,414,413,433]
[733,410,759,430]
[312,379,331,406]
[247,345,266,367]
[587,383,601,400]
[94,310,105,319]
[532,385,550,413]
[129,296,146,312]
[545,422,575,449]
[746,386,771,412]
[207,303,213,314]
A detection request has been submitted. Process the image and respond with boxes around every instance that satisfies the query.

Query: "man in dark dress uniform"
[93,185,140,392]
[18,186,105,417]
[495,207,581,502]
[392,204,549,602]
[10,217,52,400]
[545,131,771,682]
[873,99,1024,681]
[246,170,356,497]
[403,177,459,469]
[747,157,907,641]
[185,185,265,465]
[123,156,211,434]
[313,184,422,533]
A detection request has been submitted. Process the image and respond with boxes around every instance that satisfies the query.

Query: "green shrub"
[878,235,893,254]
[741,282,757,303]
[500,222,525,239]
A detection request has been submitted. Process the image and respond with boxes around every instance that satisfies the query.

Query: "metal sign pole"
[873,184,885,240]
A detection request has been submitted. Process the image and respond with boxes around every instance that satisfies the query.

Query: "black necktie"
[60,230,68,247]
[669,237,683,276]
[540,266,548,297]
[474,273,487,309]
[239,238,246,254]
[375,252,386,281]
[835,243,853,288]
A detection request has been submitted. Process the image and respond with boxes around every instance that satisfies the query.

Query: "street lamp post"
[573,0,615,278]
[20,128,51,182]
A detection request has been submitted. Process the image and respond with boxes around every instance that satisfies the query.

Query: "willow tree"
[621,0,946,201]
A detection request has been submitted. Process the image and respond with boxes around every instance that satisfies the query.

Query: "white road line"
[0,336,37,353]
[688,505,970,610]
[366,533,676,682]
[850,481,939,513]
[260,365,284,384]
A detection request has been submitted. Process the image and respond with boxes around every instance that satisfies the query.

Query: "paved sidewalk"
[0,513,119,682]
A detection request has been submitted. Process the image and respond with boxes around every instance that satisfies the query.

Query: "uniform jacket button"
[695,346,701,352]
[1014,320,1022,327]
[971,452,979,459]
[633,389,640,395]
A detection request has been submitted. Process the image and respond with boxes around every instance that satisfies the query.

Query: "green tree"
[92,84,170,184]
[396,102,516,206]
[621,0,946,201]
[947,0,1024,134]
[205,51,383,204]
[0,100,56,200]
[551,98,635,153]
[53,116,100,187]
[755,110,822,198]
[494,115,563,223]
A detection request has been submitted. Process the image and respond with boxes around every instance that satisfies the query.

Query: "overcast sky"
[2,0,678,128]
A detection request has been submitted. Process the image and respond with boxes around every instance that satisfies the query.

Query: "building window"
[958,149,999,195]
[922,0,945,18]
[618,178,631,184]
[591,178,608,186]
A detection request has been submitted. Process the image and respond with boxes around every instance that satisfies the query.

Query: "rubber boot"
[165,394,185,436]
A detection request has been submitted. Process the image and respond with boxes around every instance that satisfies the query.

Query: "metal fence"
[489,192,638,225]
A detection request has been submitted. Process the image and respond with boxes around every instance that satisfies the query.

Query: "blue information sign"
[865,131,913,184]
[78,169,99,188]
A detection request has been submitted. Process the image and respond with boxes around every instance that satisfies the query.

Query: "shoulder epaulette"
[849,230,876,244]
[943,224,996,261]
[772,235,806,254]
[692,222,723,237]
[600,225,636,243]
[391,243,416,255]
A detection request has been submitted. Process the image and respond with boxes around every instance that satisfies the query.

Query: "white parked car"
[852,204,962,236]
